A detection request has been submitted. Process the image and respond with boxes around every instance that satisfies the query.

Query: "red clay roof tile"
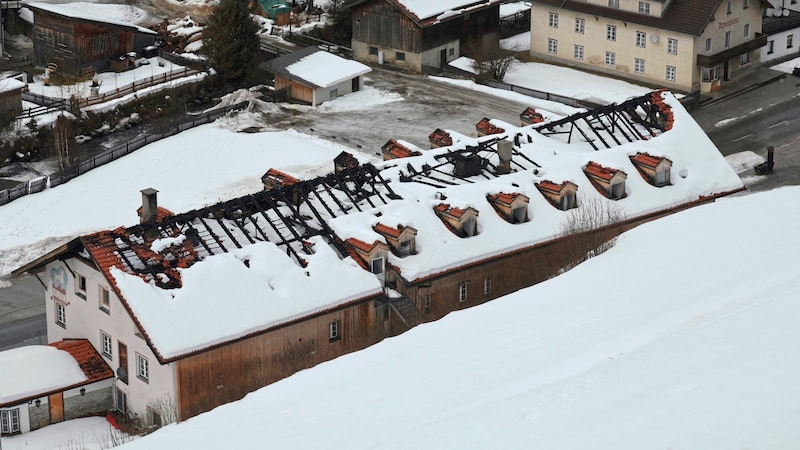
[49,339,114,384]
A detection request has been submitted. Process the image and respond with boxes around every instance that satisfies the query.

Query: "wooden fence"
[477,79,599,110]
[0,101,249,207]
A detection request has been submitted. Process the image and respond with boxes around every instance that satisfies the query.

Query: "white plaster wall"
[762,27,800,61]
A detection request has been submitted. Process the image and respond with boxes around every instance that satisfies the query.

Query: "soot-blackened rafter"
[113,164,398,279]
[534,92,667,150]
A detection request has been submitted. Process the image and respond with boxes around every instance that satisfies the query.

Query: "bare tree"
[51,114,75,170]
[557,194,627,272]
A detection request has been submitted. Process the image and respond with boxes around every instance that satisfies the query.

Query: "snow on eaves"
[0,346,87,405]
[286,51,372,89]
[24,2,156,34]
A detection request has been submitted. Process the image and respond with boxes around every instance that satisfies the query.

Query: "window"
[99,286,110,314]
[368,46,378,56]
[608,0,619,7]
[75,273,87,299]
[114,386,127,414]
[329,320,340,341]
[702,66,721,82]
[705,37,712,53]
[575,18,585,34]
[483,277,492,295]
[399,239,412,256]
[548,12,559,28]
[574,44,584,60]
[767,40,774,54]
[638,2,650,14]
[605,51,616,67]
[636,31,646,48]
[725,31,731,49]
[607,25,616,41]
[635,58,645,74]
[101,331,112,358]
[743,0,749,8]
[666,65,676,82]
[330,87,338,99]
[667,38,678,55]
[548,38,558,54]
[1,408,20,435]
[423,294,432,312]
[449,48,454,56]
[370,257,383,274]
[788,35,794,49]
[744,23,750,39]
[136,353,149,382]
[396,51,405,61]
[727,0,732,14]
[740,52,751,65]
[147,407,162,428]
[458,282,468,302]
[55,302,66,328]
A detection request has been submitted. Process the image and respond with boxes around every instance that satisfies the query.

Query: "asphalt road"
[0,315,47,352]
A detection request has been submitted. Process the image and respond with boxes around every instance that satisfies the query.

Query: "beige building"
[530,0,769,93]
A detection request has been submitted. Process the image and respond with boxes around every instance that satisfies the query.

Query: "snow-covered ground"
[110,185,800,450]
[1,417,135,450]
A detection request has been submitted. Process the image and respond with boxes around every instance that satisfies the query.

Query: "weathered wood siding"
[275,75,314,104]
[352,1,422,53]
[175,297,382,420]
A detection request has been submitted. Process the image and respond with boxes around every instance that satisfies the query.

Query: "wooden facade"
[175,297,382,419]
[29,5,156,78]
[351,0,500,72]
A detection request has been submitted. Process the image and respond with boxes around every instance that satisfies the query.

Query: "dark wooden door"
[352,76,360,92]
[119,341,129,384]
[440,49,447,68]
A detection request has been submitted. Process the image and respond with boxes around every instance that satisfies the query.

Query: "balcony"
[697,33,769,67]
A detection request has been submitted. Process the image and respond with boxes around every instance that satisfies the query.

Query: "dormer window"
[476,118,505,136]
[373,223,418,257]
[429,128,452,148]
[344,238,390,277]
[520,107,545,126]
[261,168,300,191]
[382,139,422,161]
[583,162,627,200]
[370,256,384,274]
[487,192,530,224]
[629,152,672,187]
[434,204,479,237]
[536,180,578,211]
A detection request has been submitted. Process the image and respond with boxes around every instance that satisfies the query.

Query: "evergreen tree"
[202,0,260,83]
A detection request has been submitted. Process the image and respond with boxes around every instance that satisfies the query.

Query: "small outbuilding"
[268,47,372,106]
[0,76,25,119]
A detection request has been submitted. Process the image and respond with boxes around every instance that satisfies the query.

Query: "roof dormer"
[536,180,578,211]
[487,192,530,224]
[629,152,672,187]
[434,203,479,237]
[520,107,544,126]
[429,128,452,148]
[344,238,390,275]
[476,118,505,136]
[583,162,627,200]
[373,223,417,257]
[382,139,422,161]
[334,151,359,174]
[261,168,300,191]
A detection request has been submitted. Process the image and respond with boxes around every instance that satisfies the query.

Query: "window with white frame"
[483,277,492,295]
[705,37,712,53]
[636,31,646,48]
[702,66,721,82]
[574,44,584,60]
[608,0,619,7]
[667,38,678,54]
[605,51,616,67]
[1,408,21,434]
[101,331,112,358]
[740,52,751,65]
[607,25,616,41]
[458,282,468,302]
[744,23,750,38]
[788,34,794,48]
[370,257,383,274]
[575,18,585,34]
[75,273,87,299]
[727,0,732,14]
[666,65,676,82]
[635,58,645,74]
[548,38,558,54]
[136,353,149,382]
[114,386,127,414]
[329,320,340,341]
[639,1,650,14]
[99,286,110,314]
[767,40,774,54]
[725,30,731,48]
[548,12,558,28]
[743,0,750,8]
[55,302,66,327]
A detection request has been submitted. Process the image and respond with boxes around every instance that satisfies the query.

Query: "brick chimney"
[497,139,512,174]
[140,188,158,224]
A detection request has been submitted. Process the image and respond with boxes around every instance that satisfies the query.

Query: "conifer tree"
[202,0,260,83]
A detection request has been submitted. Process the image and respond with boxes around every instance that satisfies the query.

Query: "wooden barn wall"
[352,1,422,53]
[422,7,500,53]
[32,10,138,76]
[175,298,382,420]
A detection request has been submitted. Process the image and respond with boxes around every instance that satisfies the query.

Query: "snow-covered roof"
[0,346,87,406]
[500,1,530,18]
[24,2,157,35]
[0,77,25,94]
[394,0,500,21]
[277,47,371,89]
